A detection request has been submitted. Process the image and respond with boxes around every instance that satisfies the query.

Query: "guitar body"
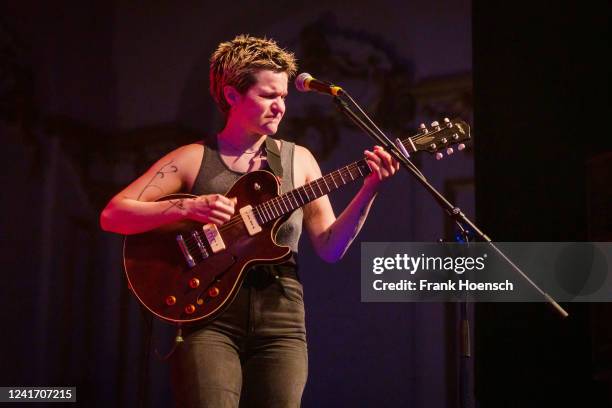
[123,170,292,325]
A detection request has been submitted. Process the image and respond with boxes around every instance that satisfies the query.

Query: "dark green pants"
[170,273,308,407]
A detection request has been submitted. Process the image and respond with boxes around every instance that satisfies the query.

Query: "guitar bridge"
[191,230,209,259]
[176,234,196,268]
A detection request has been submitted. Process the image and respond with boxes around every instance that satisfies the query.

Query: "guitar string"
[182,160,368,253]
[182,127,464,253]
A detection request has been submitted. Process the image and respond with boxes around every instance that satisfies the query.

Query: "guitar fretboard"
[251,118,469,225]
[253,159,372,224]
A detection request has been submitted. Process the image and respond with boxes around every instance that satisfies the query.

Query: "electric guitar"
[123,118,471,325]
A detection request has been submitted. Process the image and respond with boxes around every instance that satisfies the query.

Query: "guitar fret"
[289,194,296,209]
[308,183,317,199]
[257,205,267,223]
[253,207,262,224]
[289,190,299,207]
[322,177,330,192]
[280,196,290,213]
[273,201,282,216]
[302,186,310,201]
[331,174,338,188]
[269,200,277,217]
[357,164,364,177]
[315,179,324,196]
[348,167,355,181]
[297,189,306,205]
[338,170,346,184]
[264,202,273,220]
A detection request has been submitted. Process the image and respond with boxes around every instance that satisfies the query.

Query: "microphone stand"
[331,94,568,318]
[332,93,568,408]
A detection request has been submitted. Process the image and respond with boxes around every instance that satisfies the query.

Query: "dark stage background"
[473,2,610,407]
[0,1,609,407]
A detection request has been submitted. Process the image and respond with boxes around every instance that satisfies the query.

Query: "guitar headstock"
[407,118,471,160]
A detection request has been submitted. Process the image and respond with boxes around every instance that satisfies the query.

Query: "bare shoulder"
[117,141,205,201]
[170,141,205,190]
[293,144,316,165]
[291,143,321,186]
[171,141,204,163]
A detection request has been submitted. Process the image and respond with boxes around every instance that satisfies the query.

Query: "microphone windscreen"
[295,72,313,92]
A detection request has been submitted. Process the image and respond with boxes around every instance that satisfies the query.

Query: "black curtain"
[473,1,610,407]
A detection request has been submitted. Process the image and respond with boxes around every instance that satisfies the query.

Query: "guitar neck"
[252,117,470,225]
[253,159,372,224]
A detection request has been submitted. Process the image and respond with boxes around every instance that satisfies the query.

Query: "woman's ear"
[223,85,241,107]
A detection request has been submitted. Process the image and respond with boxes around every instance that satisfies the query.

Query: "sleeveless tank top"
[190,137,304,257]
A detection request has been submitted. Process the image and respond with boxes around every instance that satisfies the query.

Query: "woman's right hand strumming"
[183,194,237,225]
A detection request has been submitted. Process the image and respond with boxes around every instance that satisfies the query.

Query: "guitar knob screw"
[189,278,200,288]
[208,287,220,298]
[184,304,196,314]
[165,296,177,306]
[253,182,261,191]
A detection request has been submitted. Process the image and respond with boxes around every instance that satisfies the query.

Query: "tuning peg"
[431,121,441,130]
[444,117,451,126]
[419,123,428,133]
[446,147,454,155]
[435,152,444,160]
[458,143,466,151]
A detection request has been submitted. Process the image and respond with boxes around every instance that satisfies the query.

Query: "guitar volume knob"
[189,278,200,288]
[208,287,220,298]
[184,304,196,314]
[165,296,177,306]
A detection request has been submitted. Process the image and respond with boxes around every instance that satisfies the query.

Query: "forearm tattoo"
[162,199,186,214]
[136,160,179,200]
[347,205,369,244]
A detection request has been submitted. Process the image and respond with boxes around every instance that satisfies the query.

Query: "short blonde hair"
[209,34,298,114]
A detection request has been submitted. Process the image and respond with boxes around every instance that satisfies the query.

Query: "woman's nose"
[272,97,285,115]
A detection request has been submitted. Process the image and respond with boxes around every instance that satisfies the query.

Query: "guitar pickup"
[239,205,262,236]
[202,223,226,253]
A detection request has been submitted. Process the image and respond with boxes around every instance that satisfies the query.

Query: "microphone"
[294,72,344,96]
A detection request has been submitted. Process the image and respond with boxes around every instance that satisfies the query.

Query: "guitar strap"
[264,137,283,179]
